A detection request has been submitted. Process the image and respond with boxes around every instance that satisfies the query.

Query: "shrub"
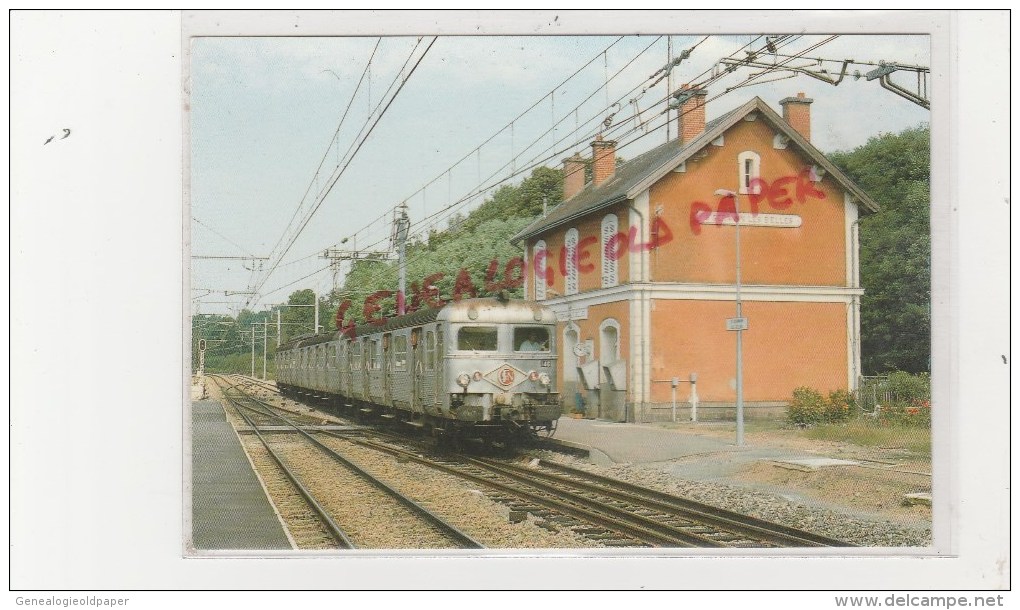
[825,389,856,422]
[787,387,857,426]
[878,372,931,427]
[787,387,827,426]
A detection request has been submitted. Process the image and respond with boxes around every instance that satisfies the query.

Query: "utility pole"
[263,321,268,380]
[250,326,255,377]
[716,190,747,446]
[277,310,281,347]
[320,248,348,294]
[393,204,410,315]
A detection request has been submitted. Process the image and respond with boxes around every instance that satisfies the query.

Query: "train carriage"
[277,297,561,442]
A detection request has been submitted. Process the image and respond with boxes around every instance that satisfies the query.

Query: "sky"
[189,30,931,317]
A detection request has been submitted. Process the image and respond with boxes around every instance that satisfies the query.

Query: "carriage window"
[425,331,436,370]
[366,340,376,370]
[394,335,408,370]
[367,340,382,370]
[351,341,362,370]
[457,326,498,351]
[514,327,550,352]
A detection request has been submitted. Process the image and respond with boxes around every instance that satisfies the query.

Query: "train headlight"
[539,373,551,386]
[528,370,540,382]
[456,373,471,388]
[472,371,483,382]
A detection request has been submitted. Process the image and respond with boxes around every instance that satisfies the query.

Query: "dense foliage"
[829,126,931,374]
[322,166,563,326]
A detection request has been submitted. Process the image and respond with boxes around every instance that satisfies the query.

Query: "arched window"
[601,214,619,288]
[563,324,580,384]
[565,228,579,295]
[533,240,547,300]
[599,318,621,364]
[738,151,761,195]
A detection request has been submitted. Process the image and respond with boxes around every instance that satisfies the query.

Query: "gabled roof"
[512,96,880,244]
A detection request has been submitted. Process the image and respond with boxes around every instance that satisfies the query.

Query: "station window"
[565,228,579,295]
[738,151,761,195]
[601,214,619,288]
[533,240,547,300]
[457,326,498,352]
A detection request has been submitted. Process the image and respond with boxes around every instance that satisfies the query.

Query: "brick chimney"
[562,152,586,200]
[779,92,813,142]
[591,135,617,186]
[677,85,707,144]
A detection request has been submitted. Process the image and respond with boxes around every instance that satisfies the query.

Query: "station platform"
[190,400,293,551]
[546,416,833,482]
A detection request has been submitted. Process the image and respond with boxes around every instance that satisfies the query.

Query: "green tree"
[829,126,931,374]
[332,165,563,328]
[279,289,317,343]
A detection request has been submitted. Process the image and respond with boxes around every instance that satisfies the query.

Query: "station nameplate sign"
[700,213,802,228]
[726,317,748,331]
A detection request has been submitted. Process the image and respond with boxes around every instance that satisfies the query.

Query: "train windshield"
[457,326,498,351]
[514,326,550,352]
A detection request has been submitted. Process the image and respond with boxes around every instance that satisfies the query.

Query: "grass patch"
[804,419,931,457]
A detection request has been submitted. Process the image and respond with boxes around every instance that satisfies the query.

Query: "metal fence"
[855,374,931,414]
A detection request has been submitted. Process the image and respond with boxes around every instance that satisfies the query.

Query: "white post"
[250,326,255,378]
[314,292,320,334]
[671,382,677,423]
[262,322,267,380]
[277,310,281,348]
[689,373,699,423]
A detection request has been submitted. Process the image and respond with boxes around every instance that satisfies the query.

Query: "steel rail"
[212,377,356,549]
[341,436,730,548]
[225,382,485,549]
[481,458,852,548]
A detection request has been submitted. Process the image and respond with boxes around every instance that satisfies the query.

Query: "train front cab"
[444,318,560,432]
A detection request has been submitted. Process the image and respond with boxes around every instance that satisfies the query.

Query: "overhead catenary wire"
[203,34,766,312]
[218,35,847,315]
[248,37,437,308]
[264,36,645,284]
[321,35,825,302]
[295,33,757,295]
[261,38,383,273]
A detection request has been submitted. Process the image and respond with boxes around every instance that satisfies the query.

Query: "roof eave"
[511,193,628,244]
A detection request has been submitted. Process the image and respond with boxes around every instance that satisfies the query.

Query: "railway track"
[212,376,484,550]
[212,375,852,549]
[340,434,853,548]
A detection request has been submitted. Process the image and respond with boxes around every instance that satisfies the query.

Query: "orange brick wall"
[649,119,847,287]
[530,202,632,296]
[649,299,848,403]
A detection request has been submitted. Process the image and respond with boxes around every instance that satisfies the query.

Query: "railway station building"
[512,90,879,423]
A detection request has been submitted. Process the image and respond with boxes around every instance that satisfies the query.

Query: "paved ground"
[191,400,292,551]
[550,416,837,482]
